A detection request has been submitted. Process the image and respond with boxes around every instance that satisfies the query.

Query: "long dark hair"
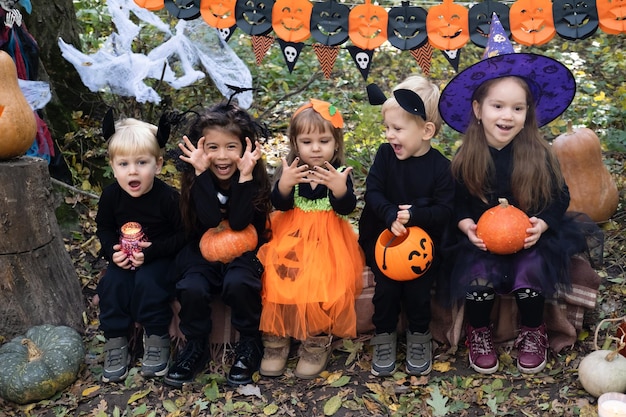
[179,102,272,233]
[450,76,564,214]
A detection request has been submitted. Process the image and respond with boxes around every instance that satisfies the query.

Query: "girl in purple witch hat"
[438,14,587,375]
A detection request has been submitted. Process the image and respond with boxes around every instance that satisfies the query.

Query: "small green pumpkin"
[0,324,85,404]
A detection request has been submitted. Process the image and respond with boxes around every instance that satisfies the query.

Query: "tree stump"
[0,157,84,338]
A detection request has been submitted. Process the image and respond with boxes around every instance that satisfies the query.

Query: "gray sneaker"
[102,336,130,383]
[370,332,397,376]
[141,334,170,377]
[406,330,432,375]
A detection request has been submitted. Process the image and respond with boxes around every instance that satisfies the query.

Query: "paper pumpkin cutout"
[553,0,598,40]
[278,39,304,73]
[426,0,470,51]
[348,45,373,81]
[469,1,511,47]
[348,0,388,50]
[387,1,428,50]
[164,0,201,20]
[134,0,164,10]
[272,0,312,42]
[509,0,556,45]
[200,0,237,29]
[310,0,350,46]
[236,0,275,35]
[596,0,626,34]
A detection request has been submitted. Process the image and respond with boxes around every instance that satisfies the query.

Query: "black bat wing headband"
[366,83,427,120]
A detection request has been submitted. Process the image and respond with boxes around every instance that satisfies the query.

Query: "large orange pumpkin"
[476,198,531,255]
[375,226,434,281]
[0,50,37,160]
[552,123,619,222]
[200,220,258,263]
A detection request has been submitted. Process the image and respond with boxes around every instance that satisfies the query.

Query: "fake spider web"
[58,0,252,107]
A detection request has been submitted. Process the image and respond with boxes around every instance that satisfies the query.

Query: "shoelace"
[470,328,495,355]
[517,330,547,354]
[375,343,393,360]
[408,343,426,361]
[144,346,163,361]
[105,348,124,367]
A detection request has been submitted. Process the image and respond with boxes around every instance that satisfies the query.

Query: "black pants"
[176,251,263,340]
[371,262,436,334]
[97,258,175,338]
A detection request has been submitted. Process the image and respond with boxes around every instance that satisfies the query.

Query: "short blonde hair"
[382,75,443,135]
[107,118,161,160]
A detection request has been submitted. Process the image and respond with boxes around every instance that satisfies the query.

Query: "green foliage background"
[64,0,625,196]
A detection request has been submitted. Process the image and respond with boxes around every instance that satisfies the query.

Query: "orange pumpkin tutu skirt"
[258,208,364,340]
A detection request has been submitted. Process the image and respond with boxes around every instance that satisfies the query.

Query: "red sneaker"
[466,325,499,374]
[515,324,548,374]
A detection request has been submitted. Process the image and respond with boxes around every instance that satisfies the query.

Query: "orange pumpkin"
[199,220,258,263]
[552,123,619,222]
[272,0,313,42]
[133,0,164,10]
[0,51,37,160]
[476,198,531,255]
[200,0,237,28]
[597,0,626,34]
[375,226,434,281]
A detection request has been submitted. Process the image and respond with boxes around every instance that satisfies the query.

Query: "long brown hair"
[450,76,565,214]
[179,103,272,233]
[272,106,346,184]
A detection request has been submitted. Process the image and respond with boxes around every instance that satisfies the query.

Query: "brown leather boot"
[259,334,291,377]
[294,335,332,379]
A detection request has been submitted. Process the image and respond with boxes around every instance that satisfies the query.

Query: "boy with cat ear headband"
[359,75,454,377]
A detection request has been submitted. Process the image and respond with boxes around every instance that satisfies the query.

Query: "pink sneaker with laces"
[466,325,499,374]
[515,324,548,374]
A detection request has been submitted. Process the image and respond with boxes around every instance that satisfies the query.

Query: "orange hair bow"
[293,99,344,129]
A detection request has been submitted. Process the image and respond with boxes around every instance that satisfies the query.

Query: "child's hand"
[524,217,548,249]
[395,204,412,225]
[459,218,487,251]
[179,135,211,176]
[390,220,407,236]
[310,162,352,198]
[277,157,310,197]
[129,241,152,268]
[238,138,261,182]
[111,244,134,269]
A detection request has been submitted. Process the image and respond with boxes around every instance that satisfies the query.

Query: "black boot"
[164,338,208,388]
[227,337,263,385]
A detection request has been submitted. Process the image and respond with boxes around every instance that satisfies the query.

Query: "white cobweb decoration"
[57,0,253,108]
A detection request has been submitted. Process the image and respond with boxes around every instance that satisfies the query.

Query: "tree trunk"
[22,0,106,140]
[0,157,85,338]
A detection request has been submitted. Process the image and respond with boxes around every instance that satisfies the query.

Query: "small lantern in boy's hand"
[120,222,146,257]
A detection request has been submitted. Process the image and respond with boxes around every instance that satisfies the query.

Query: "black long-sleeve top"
[359,144,454,262]
[271,162,357,215]
[96,178,186,263]
[187,169,268,247]
[454,143,570,230]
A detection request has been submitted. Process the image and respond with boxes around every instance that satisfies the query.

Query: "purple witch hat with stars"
[438,13,576,133]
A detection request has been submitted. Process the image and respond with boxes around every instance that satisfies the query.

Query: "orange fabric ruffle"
[258,208,364,340]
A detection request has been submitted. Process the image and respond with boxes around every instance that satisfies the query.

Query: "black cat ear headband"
[102,107,199,148]
[366,83,427,120]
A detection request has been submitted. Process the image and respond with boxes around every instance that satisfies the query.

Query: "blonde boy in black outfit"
[359,75,454,376]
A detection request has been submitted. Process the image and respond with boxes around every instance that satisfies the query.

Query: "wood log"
[0,157,84,338]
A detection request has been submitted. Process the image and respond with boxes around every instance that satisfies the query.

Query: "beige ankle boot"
[259,334,291,377]
[294,335,332,379]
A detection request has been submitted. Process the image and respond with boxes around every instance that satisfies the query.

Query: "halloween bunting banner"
[136,0,625,78]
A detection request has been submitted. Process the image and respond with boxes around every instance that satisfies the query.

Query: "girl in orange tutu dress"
[257,99,364,379]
